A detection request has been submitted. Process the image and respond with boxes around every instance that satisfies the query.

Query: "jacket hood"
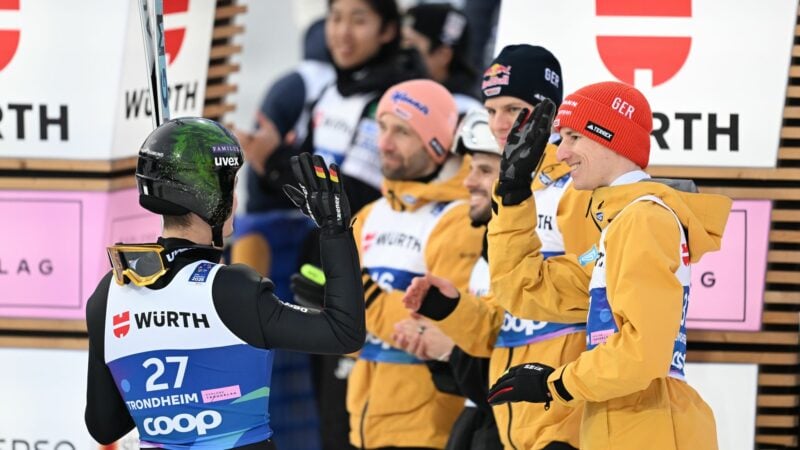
[589,180,732,262]
[382,155,470,211]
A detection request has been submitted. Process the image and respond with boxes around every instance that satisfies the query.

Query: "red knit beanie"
[377,79,458,164]
[553,81,652,168]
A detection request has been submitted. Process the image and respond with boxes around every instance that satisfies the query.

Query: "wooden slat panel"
[791,65,800,77]
[697,187,800,200]
[762,311,800,324]
[212,24,245,39]
[779,147,800,160]
[688,350,798,365]
[758,394,800,408]
[756,415,799,427]
[770,229,800,243]
[205,83,237,99]
[756,435,798,447]
[203,103,236,118]
[759,373,800,386]
[768,250,800,264]
[781,126,800,139]
[785,106,800,118]
[214,4,246,20]
[772,209,800,222]
[689,330,799,345]
[0,176,135,191]
[647,166,800,181]
[0,156,137,172]
[0,319,86,332]
[766,271,800,284]
[0,337,87,350]
[764,290,800,305]
[209,44,242,59]
[208,63,240,78]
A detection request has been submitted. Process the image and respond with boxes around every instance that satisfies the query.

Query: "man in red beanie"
[480,81,731,450]
[346,78,484,449]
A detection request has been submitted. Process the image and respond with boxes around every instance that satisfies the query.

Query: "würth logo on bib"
[113,311,131,338]
[0,0,20,73]
[595,0,691,87]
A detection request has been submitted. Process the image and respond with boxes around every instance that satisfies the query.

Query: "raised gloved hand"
[487,362,554,408]
[290,263,325,309]
[283,153,351,235]
[496,99,557,206]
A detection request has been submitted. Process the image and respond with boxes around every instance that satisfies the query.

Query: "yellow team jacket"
[347,156,484,449]
[433,145,596,449]
[488,178,731,450]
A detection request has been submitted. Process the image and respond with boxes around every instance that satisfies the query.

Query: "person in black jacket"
[84,117,365,449]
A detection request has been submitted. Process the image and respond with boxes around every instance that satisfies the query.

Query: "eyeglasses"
[107,244,168,287]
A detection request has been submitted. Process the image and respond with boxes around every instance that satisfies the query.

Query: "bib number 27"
[144,356,189,392]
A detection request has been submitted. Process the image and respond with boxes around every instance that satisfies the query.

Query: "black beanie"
[405,4,469,51]
[481,44,563,107]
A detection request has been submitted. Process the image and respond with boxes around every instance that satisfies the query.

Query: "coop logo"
[164,0,189,65]
[595,0,692,87]
[143,410,222,436]
[0,0,20,73]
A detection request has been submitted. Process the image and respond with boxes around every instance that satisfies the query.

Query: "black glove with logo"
[487,362,555,408]
[283,153,352,236]
[496,99,557,206]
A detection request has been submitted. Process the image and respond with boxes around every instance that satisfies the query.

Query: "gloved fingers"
[329,162,344,195]
[487,378,517,405]
[295,152,320,191]
[311,154,331,192]
[282,184,307,210]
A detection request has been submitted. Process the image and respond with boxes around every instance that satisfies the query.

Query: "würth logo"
[595,0,691,87]
[113,311,131,338]
[164,0,189,65]
[0,0,20,73]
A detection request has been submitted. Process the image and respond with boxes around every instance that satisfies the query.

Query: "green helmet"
[136,117,243,231]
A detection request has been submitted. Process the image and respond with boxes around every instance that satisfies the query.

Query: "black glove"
[290,264,325,309]
[283,153,352,235]
[487,362,554,408]
[496,99,557,206]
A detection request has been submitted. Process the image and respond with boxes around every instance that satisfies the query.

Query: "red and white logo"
[0,0,20,73]
[595,0,691,87]
[681,243,690,266]
[164,0,189,65]
[113,311,131,338]
[363,232,376,252]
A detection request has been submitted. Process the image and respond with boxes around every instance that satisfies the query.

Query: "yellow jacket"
[435,147,594,449]
[347,156,484,449]
[488,178,731,450]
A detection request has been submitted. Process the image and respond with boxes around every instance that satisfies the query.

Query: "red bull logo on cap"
[482,63,512,96]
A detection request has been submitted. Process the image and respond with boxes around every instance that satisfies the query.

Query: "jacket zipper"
[505,347,518,450]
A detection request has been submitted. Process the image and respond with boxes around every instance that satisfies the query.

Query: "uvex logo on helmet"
[595,0,691,87]
[0,0,20,73]
[164,0,189,65]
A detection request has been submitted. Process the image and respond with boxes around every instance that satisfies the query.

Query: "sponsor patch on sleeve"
[189,262,215,283]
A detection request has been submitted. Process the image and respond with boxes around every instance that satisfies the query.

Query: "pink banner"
[0,188,161,320]
[686,200,771,331]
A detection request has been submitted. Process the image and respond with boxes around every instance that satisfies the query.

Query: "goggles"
[107,244,168,287]
[451,108,500,156]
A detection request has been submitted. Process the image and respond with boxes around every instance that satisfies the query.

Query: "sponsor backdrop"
[0,0,215,161]
[0,188,161,321]
[686,200,771,331]
[496,0,796,167]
